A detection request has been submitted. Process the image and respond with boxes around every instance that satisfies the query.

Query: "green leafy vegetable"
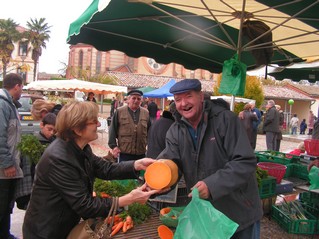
[17,134,47,164]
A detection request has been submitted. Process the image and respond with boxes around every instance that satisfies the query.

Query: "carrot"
[125,215,132,224]
[100,192,111,198]
[111,221,124,236]
[105,214,121,224]
[122,221,128,233]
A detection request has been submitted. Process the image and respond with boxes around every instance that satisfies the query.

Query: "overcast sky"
[1,0,92,73]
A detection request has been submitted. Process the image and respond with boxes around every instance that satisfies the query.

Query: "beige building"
[0,26,35,83]
[66,43,215,80]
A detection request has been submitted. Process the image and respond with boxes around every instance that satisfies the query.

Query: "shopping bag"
[309,166,319,190]
[67,197,118,239]
[219,54,247,96]
[174,188,238,239]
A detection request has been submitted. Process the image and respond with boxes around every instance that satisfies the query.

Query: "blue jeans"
[291,126,297,135]
[231,221,260,239]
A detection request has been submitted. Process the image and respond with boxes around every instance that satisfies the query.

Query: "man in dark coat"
[263,100,280,151]
[147,109,175,158]
[158,79,262,238]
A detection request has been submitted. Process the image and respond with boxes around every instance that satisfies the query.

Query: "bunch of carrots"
[106,214,134,237]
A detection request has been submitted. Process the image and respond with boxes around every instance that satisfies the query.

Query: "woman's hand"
[119,183,160,207]
[134,158,156,171]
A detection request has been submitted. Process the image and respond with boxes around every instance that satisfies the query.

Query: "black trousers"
[0,179,17,238]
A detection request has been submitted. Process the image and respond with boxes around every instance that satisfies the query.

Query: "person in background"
[15,113,57,210]
[86,92,97,103]
[290,113,299,135]
[249,101,262,150]
[148,98,158,124]
[156,107,162,120]
[23,101,161,239]
[300,118,307,135]
[108,90,150,162]
[147,104,176,158]
[308,110,315,135]
[238,103,258,149]
[31,99,57,120]
[0,73,24,239]
[263,100,280,151]
[275,105,284,152]
[312,116,319,139]
[287,142,305,158]
[110,96,117,117]
[158,79,262,238]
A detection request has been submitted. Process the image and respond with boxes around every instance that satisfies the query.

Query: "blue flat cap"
[127,89,143,96]
[169,79,202,94]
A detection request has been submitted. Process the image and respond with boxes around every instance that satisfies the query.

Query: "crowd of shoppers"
[3,75,319,239]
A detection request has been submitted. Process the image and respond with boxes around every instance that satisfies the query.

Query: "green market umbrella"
[67,0,319,74]
[269,66,319,83]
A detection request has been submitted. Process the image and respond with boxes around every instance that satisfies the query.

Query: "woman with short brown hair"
[23,101,160,239]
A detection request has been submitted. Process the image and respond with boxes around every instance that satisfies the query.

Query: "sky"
[1,0,93,74]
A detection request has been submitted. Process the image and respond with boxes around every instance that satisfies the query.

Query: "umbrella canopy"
[269,67,319,82]
[143,79,176,98]
[25,79,127,94]
[137,86,157,93]
[67,0,318,73]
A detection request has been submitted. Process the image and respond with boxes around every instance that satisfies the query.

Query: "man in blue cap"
[158,79,262,238]
[108,89,150,162]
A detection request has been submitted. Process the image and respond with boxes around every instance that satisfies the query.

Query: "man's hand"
[4,166,16,177]
[112,147,121,158]
[189,181,210,199]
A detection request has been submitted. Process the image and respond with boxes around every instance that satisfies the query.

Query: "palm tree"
[25,18,51,81]
[0,18,22,77]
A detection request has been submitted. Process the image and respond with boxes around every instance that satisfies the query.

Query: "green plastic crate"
[259,176,276,199]
[299,192,319,209]
[284,163,309,181]
[271,203,319,235]
[255,151,299,165]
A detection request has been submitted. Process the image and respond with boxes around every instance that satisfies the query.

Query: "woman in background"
[86,92,97,102]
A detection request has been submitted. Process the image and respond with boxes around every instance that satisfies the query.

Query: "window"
[19,42,28,56]
[78,50,83,76]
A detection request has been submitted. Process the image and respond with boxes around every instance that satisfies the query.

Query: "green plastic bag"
[174,188,238,239]
[219,54,247,96]
[309,166,319,190]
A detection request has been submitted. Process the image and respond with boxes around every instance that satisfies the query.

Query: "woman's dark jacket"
[158,100,263,232]
[23,138,138,239]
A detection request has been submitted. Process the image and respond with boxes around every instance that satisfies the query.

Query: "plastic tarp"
[143,79,176,98]
[25,79,127,94]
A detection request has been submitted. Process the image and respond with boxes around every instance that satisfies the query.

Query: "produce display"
[17,134,48,164]
[93,179,152,236]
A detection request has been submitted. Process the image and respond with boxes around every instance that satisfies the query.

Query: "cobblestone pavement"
[11,117,315,238]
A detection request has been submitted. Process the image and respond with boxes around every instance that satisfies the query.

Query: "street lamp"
[288,99,294,133]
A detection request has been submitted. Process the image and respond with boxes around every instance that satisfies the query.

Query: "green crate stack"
[259,176,276,199]
[255,151,299,165]
[284,163,309,181]
[271,203,319,234]
[299,192,319,209]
